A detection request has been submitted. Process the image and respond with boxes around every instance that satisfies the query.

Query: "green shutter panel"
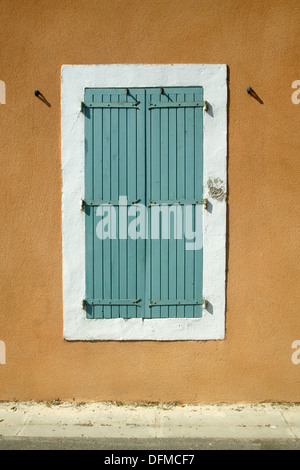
[83,87,204,319]
[146,88,204,318]
[83,88,146,318]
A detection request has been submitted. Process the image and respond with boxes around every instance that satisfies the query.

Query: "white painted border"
[61,64,227,340]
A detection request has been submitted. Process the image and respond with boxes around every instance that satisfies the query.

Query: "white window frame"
[61,64,227,340]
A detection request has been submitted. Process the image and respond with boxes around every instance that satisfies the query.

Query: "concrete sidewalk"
[0,401,299,449]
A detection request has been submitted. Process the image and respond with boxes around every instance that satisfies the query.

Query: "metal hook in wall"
[34,89,51,107]
[247,87,264,104]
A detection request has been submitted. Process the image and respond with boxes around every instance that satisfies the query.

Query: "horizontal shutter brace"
[83,298,206,309]
[149,100,207,109]
[83,299,141,307]
[81,100,208,111]
[149,299,206,307]
[82,199,141,208]
[149,198,207,208]
[82,199,207,208]
[81,101,140,111]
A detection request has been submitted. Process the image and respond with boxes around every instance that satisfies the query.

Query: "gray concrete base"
[0,402,300,449]
[1,436,300,450]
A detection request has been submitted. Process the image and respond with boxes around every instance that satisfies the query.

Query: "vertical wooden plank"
[118,92,128,318]
[93,96,104,318]
[84,89,95,319]
[127,100,137,318]
[160,92,169,318]
[145,90,152,319]
[102,104,111,318]
[150,91,161,318]
[136,90,146,318]
[184,92,195,318]
[110,93,119,318]
[176,92,185,318]
[168,94,177,318]
[194,89,204,317]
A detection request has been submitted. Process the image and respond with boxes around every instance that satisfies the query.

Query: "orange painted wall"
[0,0,299,402]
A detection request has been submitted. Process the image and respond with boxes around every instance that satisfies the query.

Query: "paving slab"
[0,402,299,441]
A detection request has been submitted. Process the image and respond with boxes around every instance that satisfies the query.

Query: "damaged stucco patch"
[207,178,226,201]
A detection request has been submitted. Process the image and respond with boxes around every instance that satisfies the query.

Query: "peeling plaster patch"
[207,178,226,202]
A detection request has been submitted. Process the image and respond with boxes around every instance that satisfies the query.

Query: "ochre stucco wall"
[0,0,299,402]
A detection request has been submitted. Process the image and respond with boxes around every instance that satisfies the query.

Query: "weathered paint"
[84,87,204,320]
[0,0,299,402]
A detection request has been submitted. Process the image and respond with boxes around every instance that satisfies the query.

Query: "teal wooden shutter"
[83,88,146,318]
[83,87,204,319]
[146,88,204,318]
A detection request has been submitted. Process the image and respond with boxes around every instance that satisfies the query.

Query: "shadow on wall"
[34,90,51,107]
[247,87,264,104]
